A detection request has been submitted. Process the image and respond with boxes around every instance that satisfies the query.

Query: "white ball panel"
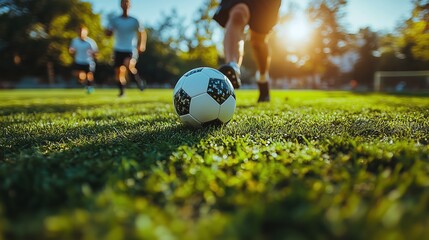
[180,114,201,127]
[218,95,236,123]
[181,72,210,97]
[190,94,220,123]
[201,67,227,80]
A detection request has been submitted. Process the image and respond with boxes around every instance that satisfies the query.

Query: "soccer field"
[1,89,429,239]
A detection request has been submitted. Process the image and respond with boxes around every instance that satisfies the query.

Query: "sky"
[84,0,414,33]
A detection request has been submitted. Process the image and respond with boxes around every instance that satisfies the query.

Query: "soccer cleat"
[139,80,147,91]
[257,81,270,102]
[218,62,241,89]
[134,74,147,91]
[86,86,94,94]
[117,82,125,97]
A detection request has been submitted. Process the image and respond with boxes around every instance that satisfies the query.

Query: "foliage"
[398,0,429,62]
[377,33,405,71]
[0,0,111,81]
[138,0,219,86]
[304,0,348,75]
[370,0,429,76]
[352,28,378,87]
[1,89,429,239]
[138,24,187,85]
[0,0,427,86]
[268,0,348,85]
[184,0,219,68]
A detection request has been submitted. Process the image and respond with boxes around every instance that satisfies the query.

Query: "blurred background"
[0,0,428,91]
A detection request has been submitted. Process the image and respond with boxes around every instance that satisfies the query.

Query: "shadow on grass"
[0,98,170,115]
[1,113,216,220]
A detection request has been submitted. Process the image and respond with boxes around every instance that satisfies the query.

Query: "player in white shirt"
[106,0,147,97]
[69,25,98,94]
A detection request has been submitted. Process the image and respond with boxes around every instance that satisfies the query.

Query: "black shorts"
[73,63,92,73]
[114,51,133,68]
[213,0,281,34]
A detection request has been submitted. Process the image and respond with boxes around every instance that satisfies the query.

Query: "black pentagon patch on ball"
[207,78,233,104]
[201,119,223,127]
[174,88,191,115]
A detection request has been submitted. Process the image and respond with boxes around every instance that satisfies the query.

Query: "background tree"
[377,33,405,71]
[303,0,348,88]
[398,0,429,62]
[373,0,429,80]
[137,9,189,86]
[352,27,378,88]
[1,0,424,88]
[184,0,219,68]
[263,0,348,88]
[0,0,111,83]
[138,0,219,86]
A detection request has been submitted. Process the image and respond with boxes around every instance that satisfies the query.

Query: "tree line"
[0,0,428,89]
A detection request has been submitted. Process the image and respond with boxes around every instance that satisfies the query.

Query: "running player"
[214,0,281,102]
[69,25,98,94]
[106,0,147,97]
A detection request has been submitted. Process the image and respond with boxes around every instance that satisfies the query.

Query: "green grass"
[1,89,429,240]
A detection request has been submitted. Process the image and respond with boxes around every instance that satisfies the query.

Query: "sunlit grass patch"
[1,89,429,239]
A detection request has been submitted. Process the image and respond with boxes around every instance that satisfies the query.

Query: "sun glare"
[277,14,312,47]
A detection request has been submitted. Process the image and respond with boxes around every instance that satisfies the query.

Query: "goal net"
[374,71,429,92]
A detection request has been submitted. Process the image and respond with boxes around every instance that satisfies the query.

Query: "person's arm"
[69,39,76,55]
[105,18,114,36]
[105,29,114,37]
[91,40,99,61]
[137,29,147,54]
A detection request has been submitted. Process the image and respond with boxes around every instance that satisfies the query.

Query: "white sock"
[229,61,240,70]
[256,71,268,83]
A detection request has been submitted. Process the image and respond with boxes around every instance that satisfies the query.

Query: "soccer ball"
[173,67,236,128]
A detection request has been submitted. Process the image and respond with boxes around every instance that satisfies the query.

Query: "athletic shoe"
[138,79,147,91]
[133,74,146,91]
[218,62,241,89]
[257,81,270,102]
[86,86,94,94]
[117,82,125,97]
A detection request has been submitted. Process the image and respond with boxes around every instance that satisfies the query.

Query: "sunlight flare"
[277,14,312,46]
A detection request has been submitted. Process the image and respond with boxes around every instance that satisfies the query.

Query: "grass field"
[1,89,429,240]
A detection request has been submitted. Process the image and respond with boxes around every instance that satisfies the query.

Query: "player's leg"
[118,65,128,96]
[83,63,95,94]
[218,3,250,89]
[250,30,271,102]
[114,52,127,97]
[86,72,95,94]
[115,67,126,97]
[72,63,82,85]
[250,31,269,82]
[224,3,249,65]
[74,64,86,85]
[77,70,88,92]
[127,58,146,91]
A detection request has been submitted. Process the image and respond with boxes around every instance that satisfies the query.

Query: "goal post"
[374,70,429,92]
